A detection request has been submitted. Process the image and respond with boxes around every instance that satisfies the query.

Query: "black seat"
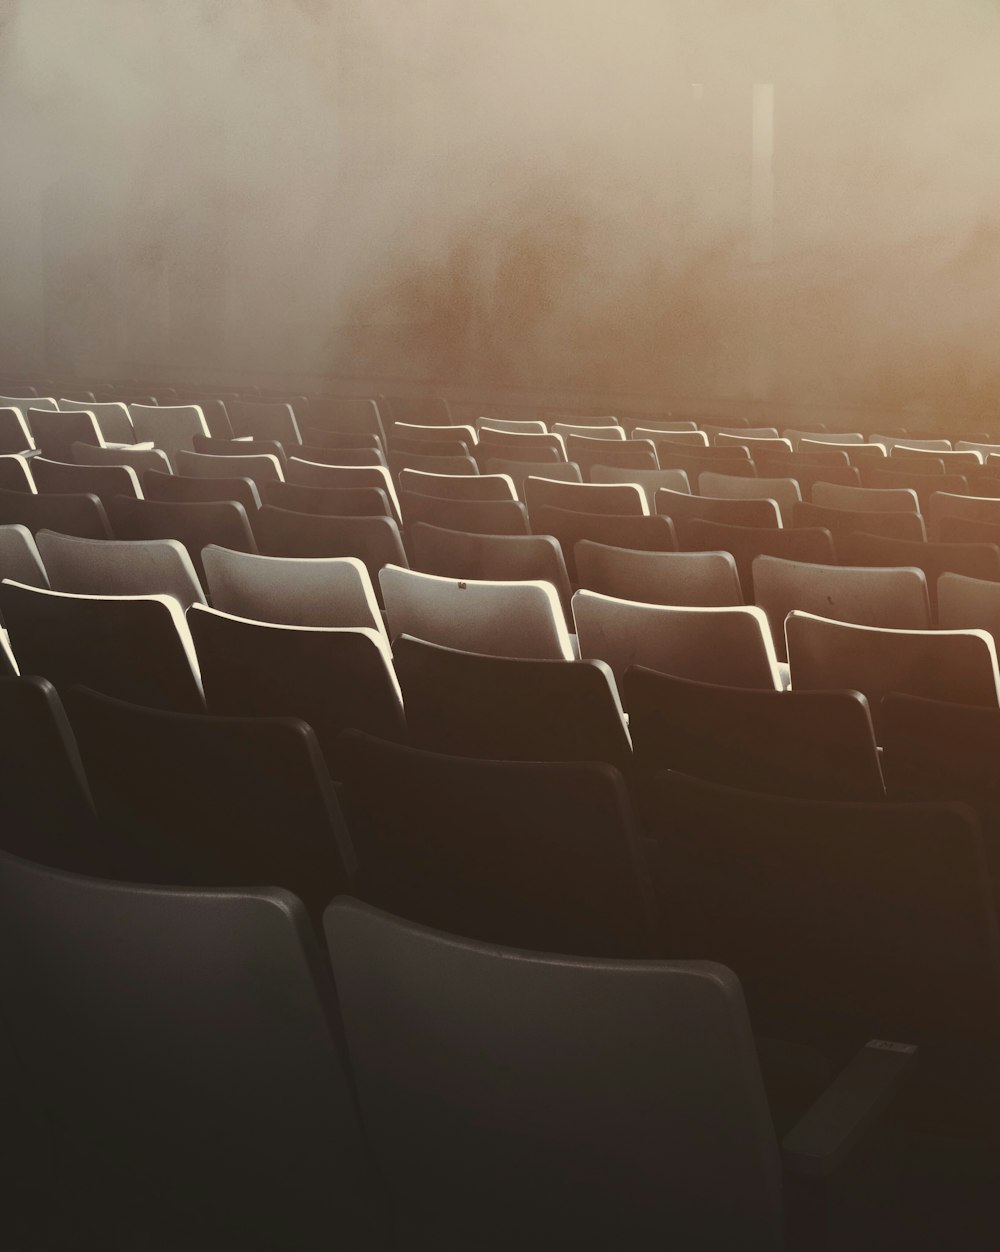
[0,676,101,872]
[64,685,355,918]
[252,507,407,601]
[625,667,883,802]
[409,522,573,619]
[394,635,632,773]
[324,896,784,1250]
[529,506,676,582]
[262,479,392,517]
[647,770,1000,1055]
[0,487,111,539]
[400,491,529,537]
[792,501,927,542]
[684,519,836,596]
[188,604,406,775]
[0,580,204,713]
[107,496,257,580]
[0,853,385,1250]
[141,469,261,512]
[336,729,657,957]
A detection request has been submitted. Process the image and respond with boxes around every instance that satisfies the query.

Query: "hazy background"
[1,0,999,415]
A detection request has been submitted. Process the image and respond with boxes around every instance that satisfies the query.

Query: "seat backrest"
[786,610,1000,736]
[564,435,657,480]
[394,634,632,772]
[654,488,780,543]
[0,406,36,454]
[306,395,385,439]
[530,506,677,582]
[57,399,134,444]
[928,490,1000,542]
[550,422,625,441]
[175,449,283,486]
[408,523,573,621]
[482,456,580,498]
[837,531,1000,614]
[379,564,574,659]
[192,434,288,469]
[811,481,920,514]
[399,491,529,539]
[107,496,257,581]
[70,440,171,475]
[0,677,98,869]
[30,457,142,503]
[475,428,566,460]
[334,731,658,958]
[392,421,477,447]
[684,519,835,602]
[36,530,206,610]
[870,434,951,454]
[791,500,927,542]
[0,523,48,587]
[525,476,647,518]
[141,469,261,512]
[754,555,930,659]
[128,404,211,470]
[225,398,301,445]
[27,407,105,461]
[0,580,204,713]
[627,665,883,800]
[325,896,781,1250]
[0,487,112,539]
[188,604,404,775]
[285,459,400,517]
[573,590,782,695]
[575,540,742,606]
[937,572,1000,648]
[398,468,516,502]
[476,416,548,435]
[0,453,35,493]
[252,507,407,599]
[0,853,384,1248]
[202,545,384,633]
[697,472,801,523]
[647,770,1000,1048]
[260,480,391,518]
[590,465,690,509]
[637,428,710,449]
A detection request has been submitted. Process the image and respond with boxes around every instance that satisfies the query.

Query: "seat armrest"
[781,1039,917,1179]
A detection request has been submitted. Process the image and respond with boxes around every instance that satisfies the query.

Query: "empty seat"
[684,520,835,600]
[252,508,407,600]
[27,407,106,461]
[0,581,203,712]
[475,429,565,461]
[398,468,516,501]
[335,731,657,957]
[128,404,211,470]
[380,564,574,659]
[325,896,784,1250]
[800,440,887,466]
[188,604,403,774]
[858,467,968,515]
[697,472,802,523]
[564,435,657,481]
[225,398,301,445]
[409,523,573,620]
[655,488,780,544]
[635,428,710,449]
[655,448,755,482]
[29,457,142,503]
[937,572,1000,651]
[306,395,386,440]
[392,421,477,447]
[476,416,547,434]
[573,591,783,695]
[0,407,35,454]
[107,497,256,581]
[525,476,647,518]
[590,465,691,509]
[202,546,385,634]
[261,480,390,517]
[648,771,1000,1051]
[142,469,261,513]
[36,531,205,610]
[174,449,283,486]
[786,611,1000,735]
[791,501,927,542]
[298,427,383,451]
[0,676,98,870]
[939,514,1000,546]
[0,488,111,539]
[192,434,288,470]
[625,668,883,801]
[530,506,677,582]
[57,399,135,444]
[483,457,579,498]
[928,491,1000,542]
[285,460,401,518]
[837,532,1000,614]
[870,435,951,454]
[550,422,625,441]
[811,481,920,514]
[0,454,35,492]
[394,635,631,772]
[0,524,47,587]
[754,555,930,660]
[71,440,171,475]
[0,855,384,1248]
[575,541,742,606]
